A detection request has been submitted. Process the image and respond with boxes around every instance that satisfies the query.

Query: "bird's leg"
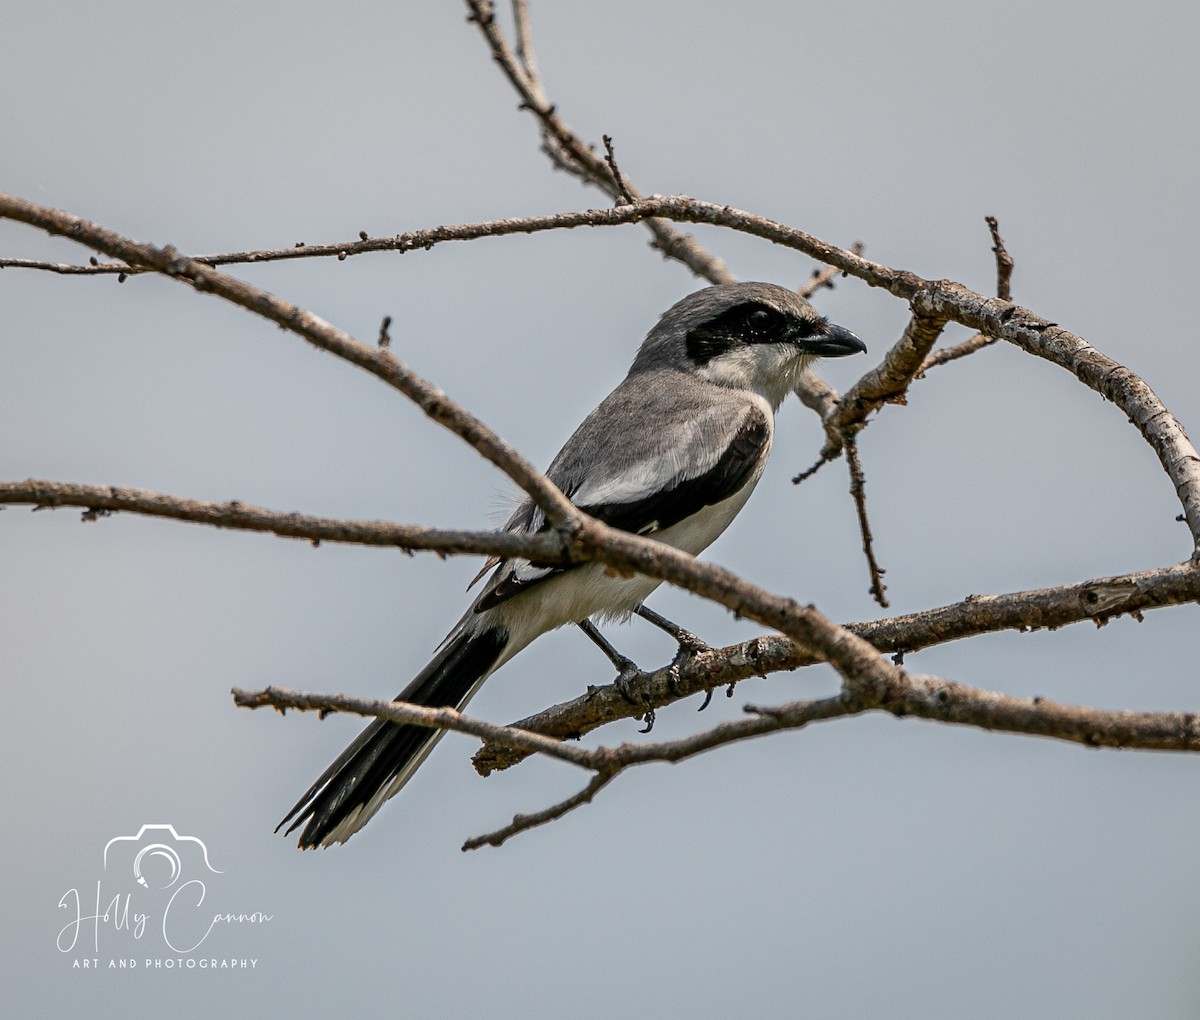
[634,604,710,655]
[575,619,644,706]
[633,603,714,702]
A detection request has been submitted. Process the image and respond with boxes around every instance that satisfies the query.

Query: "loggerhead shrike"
[280,281,866,848]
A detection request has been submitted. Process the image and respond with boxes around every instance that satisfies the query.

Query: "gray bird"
[280,281,866,848]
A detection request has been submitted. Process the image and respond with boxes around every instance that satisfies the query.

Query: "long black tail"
[279,624,509,849]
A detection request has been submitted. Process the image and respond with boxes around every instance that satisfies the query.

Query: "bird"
[279,281,866,848]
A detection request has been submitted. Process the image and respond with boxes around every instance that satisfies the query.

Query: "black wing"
[475,406,769,611]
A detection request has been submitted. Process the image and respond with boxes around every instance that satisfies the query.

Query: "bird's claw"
[667,631,711,702]
[612,659,644,706]
[610,662,657,732]
[674,629,711,658]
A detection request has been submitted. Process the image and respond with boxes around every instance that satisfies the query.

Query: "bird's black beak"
[797,322,867,358]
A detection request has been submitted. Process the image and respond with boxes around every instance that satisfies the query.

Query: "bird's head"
[633,282,867,409]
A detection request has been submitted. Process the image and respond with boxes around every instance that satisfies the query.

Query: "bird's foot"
[576,619,655,729]
[636,604,713,702]
[610,662,657,733]
[611,658,644,705]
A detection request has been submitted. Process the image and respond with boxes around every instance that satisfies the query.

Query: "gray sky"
[4,2,1199,1017]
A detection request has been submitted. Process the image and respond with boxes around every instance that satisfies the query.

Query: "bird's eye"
[744,306,782,336]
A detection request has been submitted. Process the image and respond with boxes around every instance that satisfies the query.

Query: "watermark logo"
[57,824,272,971]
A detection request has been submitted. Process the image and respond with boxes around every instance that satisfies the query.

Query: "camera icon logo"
[102,824,223,891]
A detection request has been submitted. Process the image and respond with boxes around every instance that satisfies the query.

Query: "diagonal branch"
[462,771,617,851]
[0,192,581,538]
[464,0,735,286]
[810,309,948,464]
[0,192,893,693]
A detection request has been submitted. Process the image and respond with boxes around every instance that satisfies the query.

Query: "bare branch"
[916,284,1200,554]
[466,662,1200,847]
[845,436,888,607]
[801,310,948,599]
[797,242,862,299]
[0,196,915,721]
[601,134,636,206]
[238,660,1200,853]
[0,192,582,538]
[8,187,1200,853]
[987,214,1014,302]
[510,0,540,87]
[6,189,1196,550]
[464,0,735,287]
[474,560,1200,773]
[815,310,948,461]
[0,478,571,561]
[0,256,128,274]
[462,771,616,851]
[919,216,1012,374]
[461,2,864,435]
[0,206,732,277]
[919,332,997,373]
[467,692,856,849]
[890,674,1200,751]
[232,685,595,768]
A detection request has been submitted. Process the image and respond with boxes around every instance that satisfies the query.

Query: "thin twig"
[232,685,593,767]
[791,453,835,484]
[464,0,735,287]
[462,771,617,850]
[797,242,862,299]
[845,434,888,607]
[602,134,636,206]
[511,0,539,85]
[919,333,996,373]
[987,214,1014,301]
[919,216,1013,374]
[463,1,867,432]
